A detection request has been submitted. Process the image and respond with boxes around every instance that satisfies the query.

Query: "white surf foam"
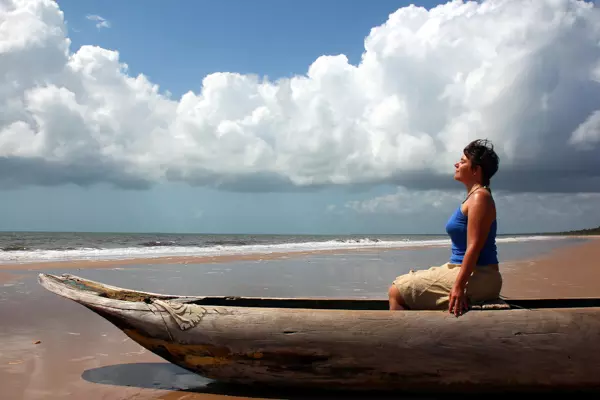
[0,235,564,264]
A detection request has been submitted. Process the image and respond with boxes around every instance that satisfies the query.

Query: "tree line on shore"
[551,225,600,236]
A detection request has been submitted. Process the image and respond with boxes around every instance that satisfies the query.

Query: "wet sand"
[0,271,21,284]
[1,237,599,400]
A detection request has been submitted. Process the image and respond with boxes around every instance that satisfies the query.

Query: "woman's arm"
[448,191,495,316]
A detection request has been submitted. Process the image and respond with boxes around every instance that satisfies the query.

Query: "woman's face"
[454,153,474,183]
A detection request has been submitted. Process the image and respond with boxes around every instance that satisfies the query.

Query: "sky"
[1,0,600,235]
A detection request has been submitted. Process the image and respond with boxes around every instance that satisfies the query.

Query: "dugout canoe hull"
[38,273,600,392]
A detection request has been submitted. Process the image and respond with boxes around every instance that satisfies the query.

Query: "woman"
[388,139,502,317]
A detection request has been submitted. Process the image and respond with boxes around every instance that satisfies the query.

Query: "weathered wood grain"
[38,273,600,393]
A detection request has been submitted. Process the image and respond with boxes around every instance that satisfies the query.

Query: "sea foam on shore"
[0,231,565,265]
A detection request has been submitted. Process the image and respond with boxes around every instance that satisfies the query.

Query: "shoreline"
[1,234,596,272]
[0,245,447,271]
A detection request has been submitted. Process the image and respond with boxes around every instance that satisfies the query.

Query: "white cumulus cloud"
[1,0,600,192]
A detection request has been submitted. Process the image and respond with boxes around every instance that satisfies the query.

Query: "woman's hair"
[463,139,499,187]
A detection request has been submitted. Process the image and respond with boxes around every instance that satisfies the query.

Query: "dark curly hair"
[463,139,499,187]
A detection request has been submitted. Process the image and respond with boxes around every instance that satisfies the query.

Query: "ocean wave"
[0,235,564,264]
[2,245,29,252]
[203,240,250,246]
[138,240,178,247]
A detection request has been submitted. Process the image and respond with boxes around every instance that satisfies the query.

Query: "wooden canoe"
[38,272,600,393]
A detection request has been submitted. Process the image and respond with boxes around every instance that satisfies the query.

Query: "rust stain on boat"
[183,355,231,366]
[122,328,331,371]
[123,329,234,366]
[246,351,264,359]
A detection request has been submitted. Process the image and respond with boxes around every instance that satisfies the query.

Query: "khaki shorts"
[392,263,502,310]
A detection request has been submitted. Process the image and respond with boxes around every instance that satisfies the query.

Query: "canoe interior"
[56,274,600,310]
[164,296,600,310]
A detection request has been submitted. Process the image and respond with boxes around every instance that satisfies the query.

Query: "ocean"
[0,231,562,264]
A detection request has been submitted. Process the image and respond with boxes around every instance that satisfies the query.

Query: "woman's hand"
[448,283,468,317]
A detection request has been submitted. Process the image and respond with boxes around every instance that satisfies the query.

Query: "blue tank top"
[445,206,498,265]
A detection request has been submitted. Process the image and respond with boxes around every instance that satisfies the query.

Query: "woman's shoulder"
[464,189,495,216]
[472,188,493,201]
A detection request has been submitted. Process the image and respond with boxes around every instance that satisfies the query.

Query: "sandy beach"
[1,236,600,400]
[501,237,600,298]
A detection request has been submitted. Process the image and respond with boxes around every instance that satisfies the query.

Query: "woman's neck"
[465,182,482,195]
